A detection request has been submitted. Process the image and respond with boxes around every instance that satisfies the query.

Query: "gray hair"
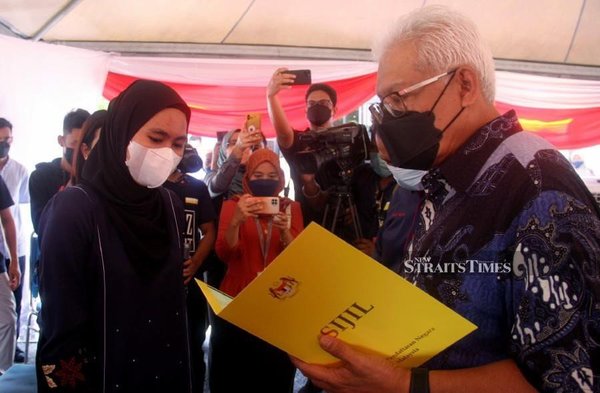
[373,5,496,103]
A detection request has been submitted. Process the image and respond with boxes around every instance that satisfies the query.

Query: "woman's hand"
[232,128,263,163]
[273,211,294,247]
[272,212,290,231]
[235,128,262,151]
[232,194,264,225]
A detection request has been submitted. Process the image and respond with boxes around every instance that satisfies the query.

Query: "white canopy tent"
[1,0,599,78]
[1,0,600,171]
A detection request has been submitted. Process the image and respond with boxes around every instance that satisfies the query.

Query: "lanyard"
[255,217,273,268]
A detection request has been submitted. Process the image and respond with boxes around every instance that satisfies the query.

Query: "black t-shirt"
[0,176,15,271]
[280,129,378,240]
[29,158,70,233]
[280,129,328,224]
[163,174,216,254]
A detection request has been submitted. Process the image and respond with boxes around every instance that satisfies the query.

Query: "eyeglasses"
[370,70,456,124]
[307,99,333,108]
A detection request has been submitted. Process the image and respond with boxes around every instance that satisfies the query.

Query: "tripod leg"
[322,202,331,229]
[331,195,343,234]
[348,196,363,240]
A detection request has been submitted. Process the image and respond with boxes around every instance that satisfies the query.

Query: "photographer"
[267,71,378,243]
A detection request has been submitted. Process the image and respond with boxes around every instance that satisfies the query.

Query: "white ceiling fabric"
[108,56,378,86]
[1,0,599,72]
[495,71,600,109]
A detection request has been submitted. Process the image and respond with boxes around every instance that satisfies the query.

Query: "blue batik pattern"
[402,111,600,392]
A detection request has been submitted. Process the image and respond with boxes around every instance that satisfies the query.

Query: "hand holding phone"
[254,197,280,215]
[268,68,312,97]
[245,113,261,133]
[244,113,263,150]
[284,69,311,85]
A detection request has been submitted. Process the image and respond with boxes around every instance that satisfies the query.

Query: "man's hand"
[292,335,410,393]
[355,238,375,257]
[267,67,296,98]
[8,260,21,290]
[267,67,296,148]
[300,174,320,197]
[183,258,202,285]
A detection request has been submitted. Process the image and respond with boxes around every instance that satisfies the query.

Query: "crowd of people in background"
[0,4,598,393]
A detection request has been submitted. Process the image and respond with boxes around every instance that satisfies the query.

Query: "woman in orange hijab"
[211,148,303,393]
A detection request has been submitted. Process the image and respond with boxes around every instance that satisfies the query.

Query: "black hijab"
[82,80,191,273]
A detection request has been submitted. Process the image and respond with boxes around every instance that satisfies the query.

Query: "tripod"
[321,183,363,242]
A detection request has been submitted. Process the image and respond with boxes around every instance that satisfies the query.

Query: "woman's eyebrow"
[148,128,168,136]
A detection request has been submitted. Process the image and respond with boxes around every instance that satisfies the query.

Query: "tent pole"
[31,0,85,42]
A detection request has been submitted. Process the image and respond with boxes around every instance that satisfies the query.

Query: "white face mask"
[125,140,182,188]
[386,163,427,191]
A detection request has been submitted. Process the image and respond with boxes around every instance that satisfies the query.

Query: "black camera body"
[294,123,370,175]
[178,143,203,174]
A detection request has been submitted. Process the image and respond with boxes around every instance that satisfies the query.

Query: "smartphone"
[245,113,261,133]
[255,197,280,215]
[285,69,312,85]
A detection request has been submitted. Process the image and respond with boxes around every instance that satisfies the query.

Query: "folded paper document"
[197,223,477,366]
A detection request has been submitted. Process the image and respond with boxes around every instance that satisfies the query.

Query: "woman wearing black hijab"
[36,80,193,392]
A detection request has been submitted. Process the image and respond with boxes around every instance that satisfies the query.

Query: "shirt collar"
[434,110,522,193]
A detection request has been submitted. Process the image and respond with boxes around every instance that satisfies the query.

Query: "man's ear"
[57,135,65,148]
[456,67,480,107]
[332,106,338,118]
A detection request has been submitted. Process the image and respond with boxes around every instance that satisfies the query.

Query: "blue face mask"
[386,163,427,191]
[370,152,392,178]
[248,179,279,196]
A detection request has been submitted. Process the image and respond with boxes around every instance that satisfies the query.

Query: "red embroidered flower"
[54,357,86,388]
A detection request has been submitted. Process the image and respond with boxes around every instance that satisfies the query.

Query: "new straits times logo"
[404,257,511,274]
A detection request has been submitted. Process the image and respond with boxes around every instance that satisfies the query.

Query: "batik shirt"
[402,111,600,392]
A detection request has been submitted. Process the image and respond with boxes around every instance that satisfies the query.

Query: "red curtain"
[104,71,600,148]
[496,102,600,149]
[103,71,377,137]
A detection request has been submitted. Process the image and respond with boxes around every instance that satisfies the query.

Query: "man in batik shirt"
[293,5,599,393]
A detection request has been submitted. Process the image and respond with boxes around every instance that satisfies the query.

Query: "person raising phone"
[267,69,338,211]
[209,148,303,392]
[205,122,265,200]
[267,69,379,255]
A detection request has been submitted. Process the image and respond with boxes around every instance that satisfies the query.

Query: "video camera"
[178,143,203,174]
[294,123,370,175]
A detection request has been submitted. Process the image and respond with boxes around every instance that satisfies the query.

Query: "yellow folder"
[197,223,477,366]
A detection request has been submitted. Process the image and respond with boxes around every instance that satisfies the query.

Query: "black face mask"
[177,144,203,173]
[307,105,332,127]
[0,141,10,159]
[64,147,75,164]
[377,72,463,170]
[248,179,279,197]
